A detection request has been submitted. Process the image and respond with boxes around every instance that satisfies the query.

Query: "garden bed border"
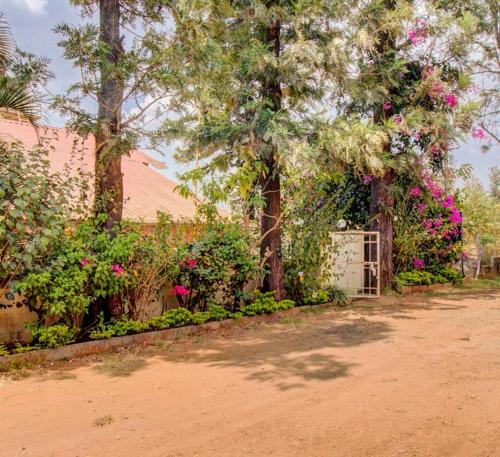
[402,282,453,295]
[0,306,305,370]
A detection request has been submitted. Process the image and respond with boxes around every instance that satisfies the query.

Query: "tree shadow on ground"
[156,317,393,390]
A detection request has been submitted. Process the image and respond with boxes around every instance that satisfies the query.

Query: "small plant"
[327,287,350,307]
[240,292,295,316]
[12,344,37,354]
[0,344,9,356]
[30,324,76,349]
[149,307,193,330]
[303,289,330,305]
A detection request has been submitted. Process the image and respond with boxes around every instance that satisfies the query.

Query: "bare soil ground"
[1,290,500,457]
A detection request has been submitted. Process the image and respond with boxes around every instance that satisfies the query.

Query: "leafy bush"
[16,218,142,326]
[0,142,86,293]
[303,289,330,305]
[0,344,8,356]
[438,267,464,286]
[12,344,36,354]
[89,315,149,340]
[240,292,295,316]
[30,324,76,349]
[395,269,461,286]
[172,223,260,312]
[149,307,194,330]
[327,287,350,307]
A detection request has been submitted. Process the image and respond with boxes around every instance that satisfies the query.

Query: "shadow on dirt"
[156,317,393,390]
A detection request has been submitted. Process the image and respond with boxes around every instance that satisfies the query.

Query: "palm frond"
[0,84,39,122]
[0,13,13,72]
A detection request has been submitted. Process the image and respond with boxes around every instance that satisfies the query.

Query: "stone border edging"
[402,282,452,295]
[0,306,305,370]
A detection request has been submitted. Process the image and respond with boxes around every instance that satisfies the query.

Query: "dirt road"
[1,291,500,457]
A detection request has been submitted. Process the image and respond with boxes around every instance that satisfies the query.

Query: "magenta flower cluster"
[112,264,124,276]
[407,19,428,45]
[171,284,189,296]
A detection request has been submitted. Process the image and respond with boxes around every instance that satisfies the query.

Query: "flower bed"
[0,301,332,371]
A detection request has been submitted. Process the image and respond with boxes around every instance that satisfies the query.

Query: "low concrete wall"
[402,283,452,295]
[0,292,37,344]
[0,307,303,370]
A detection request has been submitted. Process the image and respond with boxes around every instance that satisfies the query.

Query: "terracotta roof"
[0,119,198,223]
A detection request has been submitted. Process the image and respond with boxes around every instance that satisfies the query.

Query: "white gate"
[325,231,380,298]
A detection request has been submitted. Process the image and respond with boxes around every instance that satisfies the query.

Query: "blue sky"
[1,0,498,186]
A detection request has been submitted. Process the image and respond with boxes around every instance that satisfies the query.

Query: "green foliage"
[303,290,330,305]
[327,287,350,308]
[12,343,36,354]
[173,223,260,312]
[395,268,462,287]
[240,292,295,317]
[30,324,76,349]
[0,344,8,356]
[149,307,194,331]
[16,218,137,325]
[89,316,149,340]
[0,142,84,292]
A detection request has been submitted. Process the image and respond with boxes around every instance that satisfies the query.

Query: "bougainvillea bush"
[170,222,260,312]
[393,169,464,278]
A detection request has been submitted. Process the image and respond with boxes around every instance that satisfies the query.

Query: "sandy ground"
[1,291,500,457]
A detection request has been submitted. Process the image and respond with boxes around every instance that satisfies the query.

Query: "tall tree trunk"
[97,0,124,318]
[370,0,397,293]
[95,0,124,233]
[260,156,285,300]
[370,170,395,291]
[260,17,285,300]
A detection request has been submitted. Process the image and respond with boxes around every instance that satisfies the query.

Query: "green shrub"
[327,287,350,307]
[12,343,36,354]
[191,311,211,325]
[207,304,230,321]
[173,223,260,312]
[240,292,295,316]
[303,289,330,305]
[438,267,464,286]
[396,269,462,287]
[149,307,193,330]
[396,271,434,286]
[30,324,76,349]
[0,344,8,356]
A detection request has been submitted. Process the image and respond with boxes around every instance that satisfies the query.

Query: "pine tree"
[164,0,350,299]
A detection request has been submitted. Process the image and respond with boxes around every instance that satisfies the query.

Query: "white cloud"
[2,0,48,14]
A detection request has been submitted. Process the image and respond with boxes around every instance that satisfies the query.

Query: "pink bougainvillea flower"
[433,217,443,228]
[184,258,197,269]
[410,187,421,197]
[383,101,392,111]
[417,202,427,214]
[171,284,189,296]
[449,207,463,225]
[394,114,402,125]
[471,127,485,140]
[443,93,458,108]
[362,175,374,185]
[412,258,424,269]
[111,263,124,276]
[412,131,421,141]
[460,251,469,259]
[422,219,433,231]
[429,143,441,155]
[428,81,444,99]
[442,195,454,209]
[422,66,434,80]
[81,258,92,268]
[407,19,428,45]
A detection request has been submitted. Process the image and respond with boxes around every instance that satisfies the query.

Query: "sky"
[0,0,498,186]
